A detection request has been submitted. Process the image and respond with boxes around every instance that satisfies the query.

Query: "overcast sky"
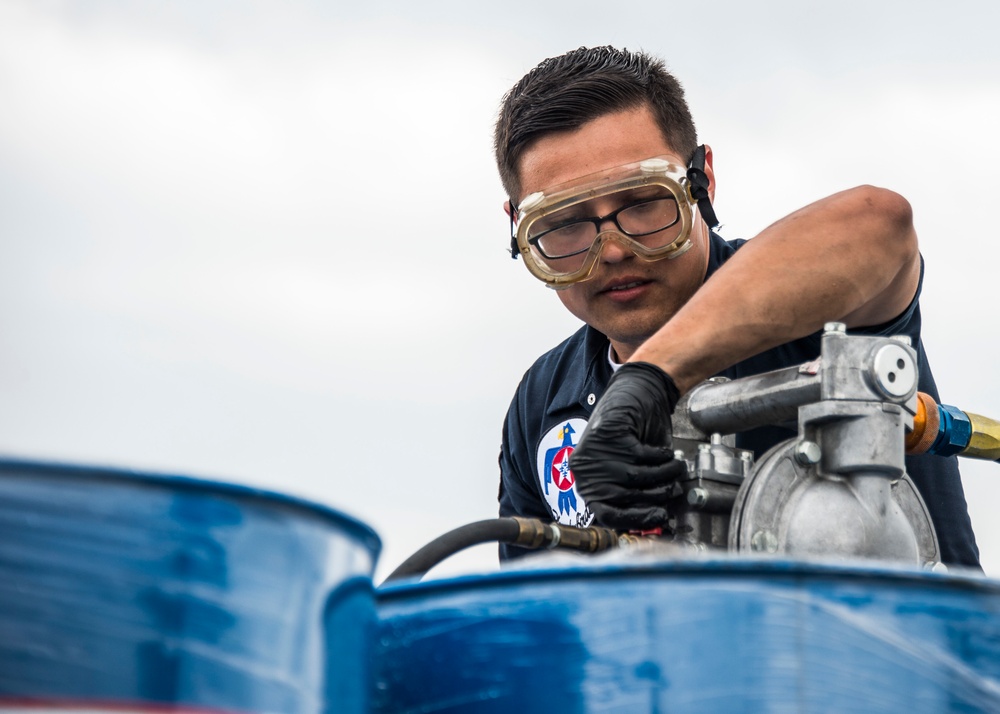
[2,0,999,580]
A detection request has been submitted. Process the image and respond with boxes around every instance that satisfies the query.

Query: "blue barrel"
[0,458,380,714]
[375,557,1000,713]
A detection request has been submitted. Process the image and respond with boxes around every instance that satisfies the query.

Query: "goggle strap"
[509,202,520,259]
[687,145,721,230]
[508,199,521,260]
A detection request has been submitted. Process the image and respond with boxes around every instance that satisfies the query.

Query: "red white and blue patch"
[536,419,593,527]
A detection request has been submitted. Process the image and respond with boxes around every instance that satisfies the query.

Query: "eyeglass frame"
[524,194,682,260]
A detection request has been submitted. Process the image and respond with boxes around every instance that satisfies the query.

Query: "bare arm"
[630,185,922,393]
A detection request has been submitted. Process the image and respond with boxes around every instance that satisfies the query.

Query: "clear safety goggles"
[509,157,698,288]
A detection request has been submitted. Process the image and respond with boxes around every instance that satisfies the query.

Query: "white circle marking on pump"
[872,343,917,398]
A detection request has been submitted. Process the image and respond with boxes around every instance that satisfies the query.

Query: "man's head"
[494,47,714,361]
[494,46,698,203]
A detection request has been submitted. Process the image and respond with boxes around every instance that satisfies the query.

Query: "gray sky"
[2,0,999,580]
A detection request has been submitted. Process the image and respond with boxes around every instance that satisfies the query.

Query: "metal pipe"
[684,365,822,436]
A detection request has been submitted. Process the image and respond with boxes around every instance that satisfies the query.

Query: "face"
[515,105,714,360]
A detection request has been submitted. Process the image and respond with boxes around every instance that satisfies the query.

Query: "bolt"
[794,440,822,465]
[751,529,779,553]
[823,321,847,335]
[673,449,685,460]
[687,487,709,508]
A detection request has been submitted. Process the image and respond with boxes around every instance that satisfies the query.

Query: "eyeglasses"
[527,193,681,261]
[510,157,695,288]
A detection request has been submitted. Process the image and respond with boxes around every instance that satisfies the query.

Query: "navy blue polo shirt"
[498,233,981,568]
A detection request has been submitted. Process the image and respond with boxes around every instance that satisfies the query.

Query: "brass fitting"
[965,412,1000,461]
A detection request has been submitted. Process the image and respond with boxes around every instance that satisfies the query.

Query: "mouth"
[598,277,653,294]
[595,277,654,302]
[606,280,647,292]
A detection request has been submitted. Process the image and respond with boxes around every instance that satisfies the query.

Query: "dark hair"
[494,46,698,202]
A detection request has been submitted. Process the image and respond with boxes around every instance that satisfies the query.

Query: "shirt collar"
[545,325,613,415]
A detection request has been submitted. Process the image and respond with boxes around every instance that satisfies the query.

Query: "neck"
[609,339,638,364]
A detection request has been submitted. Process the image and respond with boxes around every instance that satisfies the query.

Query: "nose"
[597,227,634,264]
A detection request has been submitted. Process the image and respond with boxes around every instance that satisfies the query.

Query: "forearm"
[631,185,922,393]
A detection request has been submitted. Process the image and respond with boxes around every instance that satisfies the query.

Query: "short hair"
[494,46,698,202]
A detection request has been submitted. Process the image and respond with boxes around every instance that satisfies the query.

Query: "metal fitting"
[965,412,1000,461]
[932,405,973,457]
[794,440,822,465]
[751,529,779,553]
[687,488,709,508]
[823,322,847,335]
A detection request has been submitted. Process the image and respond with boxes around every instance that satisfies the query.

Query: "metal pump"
[671,322,938,565]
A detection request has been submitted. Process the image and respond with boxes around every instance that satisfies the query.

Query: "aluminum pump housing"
[669,322,940,568]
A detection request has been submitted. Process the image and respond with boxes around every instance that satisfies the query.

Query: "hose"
[382,517,621,584]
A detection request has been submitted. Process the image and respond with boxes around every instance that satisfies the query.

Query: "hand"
[569,362,686,531]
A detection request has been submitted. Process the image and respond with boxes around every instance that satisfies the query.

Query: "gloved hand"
[569,361,687,531]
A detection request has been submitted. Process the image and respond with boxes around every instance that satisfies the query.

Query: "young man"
[494,46,980,568]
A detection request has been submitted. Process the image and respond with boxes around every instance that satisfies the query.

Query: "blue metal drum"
[374,557,1000,713]
[0,458,380,714]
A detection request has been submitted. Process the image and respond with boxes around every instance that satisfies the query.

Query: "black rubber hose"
[382,518,521,585]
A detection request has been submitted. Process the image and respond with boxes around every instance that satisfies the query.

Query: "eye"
[552,221,591,235]
[626,200,660,216]
[533,219,597,258]
[532,211,584,235]
[618,198,680,234]
[548,221,592,240]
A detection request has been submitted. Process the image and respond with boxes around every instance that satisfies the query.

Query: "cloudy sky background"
[2,0,999,580]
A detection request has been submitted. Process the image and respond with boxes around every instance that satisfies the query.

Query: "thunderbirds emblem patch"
[536,419,593,527]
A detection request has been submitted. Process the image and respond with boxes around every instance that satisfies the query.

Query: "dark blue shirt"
[498,233,981,568]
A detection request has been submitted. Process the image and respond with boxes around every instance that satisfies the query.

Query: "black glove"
[569,362,687,531]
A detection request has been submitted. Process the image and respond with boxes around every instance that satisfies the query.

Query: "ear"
[702,144,716,203]
[503,200,513,219]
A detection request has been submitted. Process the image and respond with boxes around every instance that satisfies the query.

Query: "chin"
[598,322,659,348]
[600,308,670,338]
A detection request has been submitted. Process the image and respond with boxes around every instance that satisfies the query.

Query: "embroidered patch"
[536,418,593,527]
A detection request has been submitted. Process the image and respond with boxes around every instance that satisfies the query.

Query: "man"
[494,46,980,568]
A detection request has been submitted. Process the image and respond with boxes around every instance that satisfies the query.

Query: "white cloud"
[1,0,999,584]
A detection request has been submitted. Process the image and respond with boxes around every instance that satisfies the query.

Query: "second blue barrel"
[375,557,1000,713]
